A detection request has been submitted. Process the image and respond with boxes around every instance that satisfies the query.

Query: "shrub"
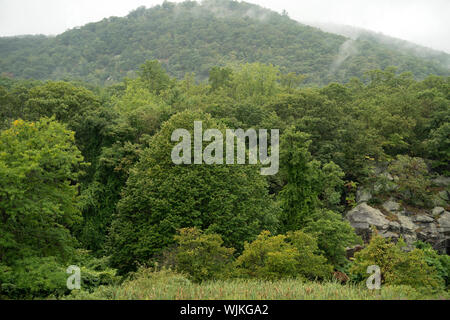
[349,234,444,294]
[286,230,334,280]
[415,241,450,289]
[0,257,68,299]
[0,250,120,299]
[303,210,362,267]
[234,231,332,280]
[66,268,191,300]
[166,228,235,283]
[75,253,120,293]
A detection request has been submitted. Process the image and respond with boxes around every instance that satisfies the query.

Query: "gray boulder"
[346,203,390,242]
[432,207,445,216]
[347,203,390,230]
[397,214,416,233]
[345,199,449,252]
[413,215,434,223]
[437,212,450,234]
[422,223,439,237]
[388,221,401,232]
[379,230,399,240]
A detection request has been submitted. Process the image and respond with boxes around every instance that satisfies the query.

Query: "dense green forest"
[0,0,449,300]
[1,59,449,299]
[0,0,449,85]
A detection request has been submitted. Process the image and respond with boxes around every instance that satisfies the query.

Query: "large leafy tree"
[278,128,345,227]
[109,110,278,273]
[0,118,85,265]
[278,128,322,231]
[24,81,106,167]
[77,78,171,253]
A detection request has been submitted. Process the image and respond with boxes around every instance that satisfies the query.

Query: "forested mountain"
[0,0,449,85]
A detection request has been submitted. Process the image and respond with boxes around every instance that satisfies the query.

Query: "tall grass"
[66,268,449,300]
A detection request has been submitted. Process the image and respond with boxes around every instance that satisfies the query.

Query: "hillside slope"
[0,0,449,84]
[311,22,450,68]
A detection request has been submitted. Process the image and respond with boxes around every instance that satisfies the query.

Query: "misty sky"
[0,0,449,53]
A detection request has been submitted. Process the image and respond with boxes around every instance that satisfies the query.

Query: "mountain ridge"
[0,0,448,85]
[310,21,450,66]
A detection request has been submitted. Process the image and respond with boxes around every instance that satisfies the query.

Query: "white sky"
[0,0,449,53]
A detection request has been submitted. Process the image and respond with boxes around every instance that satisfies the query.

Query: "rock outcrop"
[346,202,449,253]
[346,203,389,242]
[438,212,450,234]
[346,169,449,253]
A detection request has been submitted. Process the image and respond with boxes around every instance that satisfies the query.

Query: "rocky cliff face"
[346,201,449,253]
[345,174,450,254]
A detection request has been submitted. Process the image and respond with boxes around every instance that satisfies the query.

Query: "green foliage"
[0,251,119,299]
[109,110,278,273]
[303,210,362,267]
[349,234,444,294]
[280,72,307,93]
[165,228,235,283]
[0,80,109,182]
[320,162,345,212]
[24,82,105,161]
[1,25,449,300]
[286,230,334,280]
[387,155,431,206]
[267,88,385,179]
[68,249,118,287]
[0,257,68,299]
[278,128,347,231]
[278,129,322,231]
[0,118,85,264]
[139,60,173,95]
[229,63,281,105]
[415,241,450,288]
[425,122,450,174]
[209,66,232,91]
[0,118,91,299]
[234,231,300,280]
[234,231,332,281]
[77,76,171,253]
[24,82,100,126]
